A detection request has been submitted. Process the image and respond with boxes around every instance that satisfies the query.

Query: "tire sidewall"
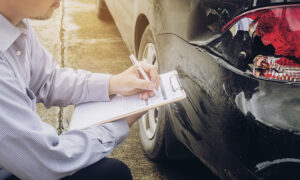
[138,25,166,160]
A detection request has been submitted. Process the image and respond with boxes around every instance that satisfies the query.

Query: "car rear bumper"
[155,33,300,180]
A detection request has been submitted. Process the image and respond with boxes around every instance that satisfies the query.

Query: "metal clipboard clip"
[169,73,182,92]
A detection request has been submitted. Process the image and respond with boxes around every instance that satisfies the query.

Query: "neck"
[0,3,23,25]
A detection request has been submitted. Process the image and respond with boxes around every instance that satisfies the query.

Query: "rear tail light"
[222,5,300,82]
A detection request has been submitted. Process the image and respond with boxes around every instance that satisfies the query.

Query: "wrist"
[109,75,119,95]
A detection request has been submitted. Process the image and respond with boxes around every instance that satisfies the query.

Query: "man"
[0,0,159,179]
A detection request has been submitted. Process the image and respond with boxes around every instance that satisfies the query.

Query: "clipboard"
[69,70,186,130]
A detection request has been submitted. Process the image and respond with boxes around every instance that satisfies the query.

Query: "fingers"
[139,62,160,90]
[121,60,159,97]
[150,68,160,90]
[139,91,154,100]
[134,78,155,90]
[132,61,159,91]
[137,61,153,72]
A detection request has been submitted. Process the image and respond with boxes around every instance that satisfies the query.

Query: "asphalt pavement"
[31,0,219,179]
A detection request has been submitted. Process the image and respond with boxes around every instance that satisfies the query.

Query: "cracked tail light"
[222,5,300,82]
[252,56,300,82]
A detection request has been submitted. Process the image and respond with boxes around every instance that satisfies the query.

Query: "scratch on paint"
[256,158,300,171]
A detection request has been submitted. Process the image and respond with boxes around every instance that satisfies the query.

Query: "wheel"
[138,25,166,161]
[96,0,112,20]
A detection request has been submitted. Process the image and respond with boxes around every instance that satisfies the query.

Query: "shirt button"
[16,50,21,56]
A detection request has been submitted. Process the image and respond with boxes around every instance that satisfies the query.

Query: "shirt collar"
[0,13,28,53]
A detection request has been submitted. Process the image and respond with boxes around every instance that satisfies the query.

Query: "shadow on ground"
[154,158,220,180]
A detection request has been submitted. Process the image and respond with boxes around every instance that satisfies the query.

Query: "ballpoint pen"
[129,54,158,95]
[130,54,150,81]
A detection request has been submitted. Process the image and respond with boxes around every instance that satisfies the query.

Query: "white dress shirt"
[0,13,129,180]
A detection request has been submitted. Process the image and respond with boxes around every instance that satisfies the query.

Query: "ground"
[30,0,219,179]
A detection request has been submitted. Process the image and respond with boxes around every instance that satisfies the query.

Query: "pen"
[129,54,158,95]
[129,54,150,82]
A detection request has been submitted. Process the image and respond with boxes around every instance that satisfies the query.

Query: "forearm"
[36,66,111,107]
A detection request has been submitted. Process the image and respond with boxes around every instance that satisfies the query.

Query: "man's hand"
[125,111,147,127]
[109,61,160,100]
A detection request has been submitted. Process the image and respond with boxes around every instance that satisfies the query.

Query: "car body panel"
[156,33,258,179]
[103,0,300,179]
[156,33,300,179]
[107,0,300,49]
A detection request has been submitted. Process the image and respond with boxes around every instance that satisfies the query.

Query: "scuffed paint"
[256,158,300,171]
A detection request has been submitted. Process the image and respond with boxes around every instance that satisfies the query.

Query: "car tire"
[96,0,111,20]
[138,25,166,161]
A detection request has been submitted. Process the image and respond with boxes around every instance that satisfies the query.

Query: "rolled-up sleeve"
[28,25,111,107]
[0,57,129,179]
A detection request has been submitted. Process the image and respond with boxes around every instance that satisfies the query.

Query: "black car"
[96,0,300,179]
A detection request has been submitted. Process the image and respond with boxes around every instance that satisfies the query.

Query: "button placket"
[16,50,21,56]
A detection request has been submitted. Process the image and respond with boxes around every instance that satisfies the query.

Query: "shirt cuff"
[101,119,130,147]
[82,119,129,148]
[87,73,111,102]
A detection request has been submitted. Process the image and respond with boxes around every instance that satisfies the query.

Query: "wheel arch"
[136,20,193,159]
[134,14,150,56]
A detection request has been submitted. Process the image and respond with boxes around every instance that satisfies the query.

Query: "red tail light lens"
[222,5,300,82]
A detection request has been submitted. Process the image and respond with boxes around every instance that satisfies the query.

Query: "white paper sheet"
[69,71,185,130]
